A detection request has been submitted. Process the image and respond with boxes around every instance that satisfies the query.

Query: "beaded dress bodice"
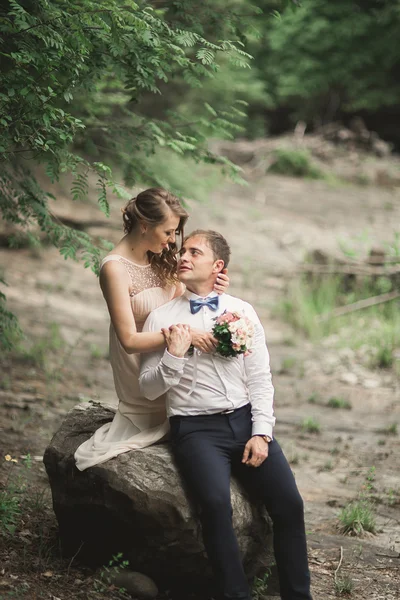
[113,257,164,296]
[100,254,176,332]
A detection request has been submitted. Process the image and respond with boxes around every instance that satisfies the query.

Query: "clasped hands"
[161,323,218,357]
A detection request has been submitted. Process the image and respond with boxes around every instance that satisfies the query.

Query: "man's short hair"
[184,229,231,268]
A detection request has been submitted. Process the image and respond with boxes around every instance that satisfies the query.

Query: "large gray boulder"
[43,403,273,593]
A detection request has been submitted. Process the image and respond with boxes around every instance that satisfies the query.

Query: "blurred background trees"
[1,0,400,345]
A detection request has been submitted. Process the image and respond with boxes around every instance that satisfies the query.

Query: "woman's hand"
[191,327,218,353]
[163,326,217,354]
[161,324,191,358]
[213,268,229,295]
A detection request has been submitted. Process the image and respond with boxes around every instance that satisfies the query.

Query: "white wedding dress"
[74,255,178,471]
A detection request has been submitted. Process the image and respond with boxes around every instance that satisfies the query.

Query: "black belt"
[170,403,250,421]
[219,403,249,415]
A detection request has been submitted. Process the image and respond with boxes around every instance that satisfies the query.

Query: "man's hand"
[242,436,269,468]
[162,324,191,358]
[191,328,218,353]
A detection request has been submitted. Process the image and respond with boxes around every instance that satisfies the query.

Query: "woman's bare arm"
[100,261,165,354]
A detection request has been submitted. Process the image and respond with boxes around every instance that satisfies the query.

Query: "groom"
[139,230,312,600]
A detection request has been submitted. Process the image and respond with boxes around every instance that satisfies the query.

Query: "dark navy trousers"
[169,404,312,600]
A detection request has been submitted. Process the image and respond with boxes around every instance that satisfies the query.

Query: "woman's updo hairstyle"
[122,187,188,283]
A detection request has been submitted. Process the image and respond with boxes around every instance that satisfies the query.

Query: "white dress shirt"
[139,290,275,438]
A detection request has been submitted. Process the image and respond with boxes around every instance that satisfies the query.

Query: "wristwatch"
[256,435,272,443]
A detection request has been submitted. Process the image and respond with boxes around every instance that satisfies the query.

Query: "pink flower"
[216,311,234,324]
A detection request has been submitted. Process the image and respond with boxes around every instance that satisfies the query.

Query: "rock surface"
[43,402,273,593]
[107,571,158,599]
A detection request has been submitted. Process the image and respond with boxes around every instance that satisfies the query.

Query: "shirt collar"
[183,289,220,302]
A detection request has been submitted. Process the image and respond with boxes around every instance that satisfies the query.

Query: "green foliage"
[0,481,21,536]
[94,553,130,597]
[327,397,352,410]
[8,322,65,369]
[279,272,400,374]
[0,455,31,536]
[278,276,342,339]
[338,499,376,536]
[260,0,400,123]
[301,417,320,434]
[0,0,272,346]
[280,356,297,372]
[338,231,400,264]
[252,568,272,600]
[380,423,398,436]
[338,466,377,536]
[268,148,324,179]
[320,460,333,472]
[0,278,23,350]
[335,575,354,595]
[307,392,320,404]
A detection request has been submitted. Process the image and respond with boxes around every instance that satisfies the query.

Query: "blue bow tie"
[190,296,219,315]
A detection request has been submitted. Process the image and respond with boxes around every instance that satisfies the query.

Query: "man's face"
[177,235,221,288]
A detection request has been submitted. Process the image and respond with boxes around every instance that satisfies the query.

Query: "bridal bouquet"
[212,311,255,358]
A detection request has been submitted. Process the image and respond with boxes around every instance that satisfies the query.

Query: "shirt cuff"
[161,349,188,371]
[251,422,274,439]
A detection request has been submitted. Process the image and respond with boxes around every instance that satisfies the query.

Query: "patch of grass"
[0,375,11,390]
[338,499,376,536]
[387,488,399,507]
[279,356,297,373]
[287,446,300,465]
[268,148,324,179]
[0,455,31,536]
[320,460,333,472]
[374,343,394,368]
[335,575,354,595]
[252,568,272,600]
[10,322,65,369]
[327,397,352,410]
[94,553,130,597]
[383,423,397,436]
[89,343,107,360]
[35,281,66,293]
[277,276,342,340]
[377,423,398,436]
[277,272,400,371]
[0,481,21,535]
[301,417,321,434]
[307,392,320,404]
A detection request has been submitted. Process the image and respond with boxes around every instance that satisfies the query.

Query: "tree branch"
[4,9,115,38]
[316,291,400,323]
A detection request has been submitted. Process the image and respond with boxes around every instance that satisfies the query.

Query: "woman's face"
[145,210,181,254]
